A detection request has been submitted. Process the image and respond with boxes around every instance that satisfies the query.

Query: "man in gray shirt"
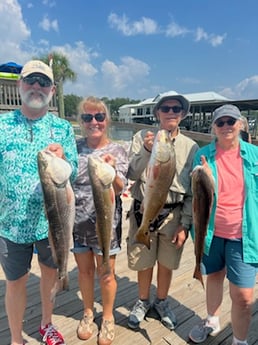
[127,92,198,331]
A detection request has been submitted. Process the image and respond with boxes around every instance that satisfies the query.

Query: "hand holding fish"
[102,153,116,170]
[47,143,65,159]
[143,131,155,152]
[200,155,213,178]
[101,153,125,195]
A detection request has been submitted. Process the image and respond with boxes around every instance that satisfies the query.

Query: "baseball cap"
[153,92,190,119]
[212,104,241,124]
[20,60,54,83]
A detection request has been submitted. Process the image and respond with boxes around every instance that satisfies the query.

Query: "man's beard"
[20,88,53,109]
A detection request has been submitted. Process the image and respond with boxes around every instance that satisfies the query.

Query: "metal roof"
[119,91,258,113]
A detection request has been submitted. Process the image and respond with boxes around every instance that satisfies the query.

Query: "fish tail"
[135,225,151,249]
[193,265,205,289]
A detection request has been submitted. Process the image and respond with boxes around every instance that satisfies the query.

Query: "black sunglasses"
[215,118,237,127]
[22,75,52,87]
[159,105,183,113]
[80,113,106,123]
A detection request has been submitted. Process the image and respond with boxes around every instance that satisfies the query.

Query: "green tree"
[40,53,77,118]
[101,97,140,120]
[64,94,82,119]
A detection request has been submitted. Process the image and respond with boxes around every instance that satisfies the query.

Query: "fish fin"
[193,266,205,289]
[135,226,151,249]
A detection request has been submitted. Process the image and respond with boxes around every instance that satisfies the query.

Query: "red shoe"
[39,323,66,345]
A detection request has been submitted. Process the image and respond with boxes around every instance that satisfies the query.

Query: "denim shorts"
[201,236,258,288]
[0,237,57,281]
[71,241,121,256]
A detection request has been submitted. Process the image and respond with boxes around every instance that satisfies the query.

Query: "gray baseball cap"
[212,104,241,124]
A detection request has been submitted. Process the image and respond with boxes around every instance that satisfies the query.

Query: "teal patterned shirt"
[0,109,78,243]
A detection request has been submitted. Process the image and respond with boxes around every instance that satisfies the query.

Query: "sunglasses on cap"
[22,75,53,88]
[215,118,237,127]
[159,105,183,113]
[80,113,106,123]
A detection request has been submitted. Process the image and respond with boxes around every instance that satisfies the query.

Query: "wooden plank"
[1,197,258,344]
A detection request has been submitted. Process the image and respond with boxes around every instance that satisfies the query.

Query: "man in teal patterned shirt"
[0,60,78,345]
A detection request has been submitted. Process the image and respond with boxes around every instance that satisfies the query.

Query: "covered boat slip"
[118,91,258,140]
[1,198,258,345]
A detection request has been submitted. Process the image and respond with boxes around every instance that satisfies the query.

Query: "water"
[109,126,134,142]
[73,124,134,142]
[74,124,207,147]
[109,126,208,147]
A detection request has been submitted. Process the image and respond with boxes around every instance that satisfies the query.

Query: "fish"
[37,149,75,299]
[191,165,215,288]
[88,155,116,276]
[135,129,176,249]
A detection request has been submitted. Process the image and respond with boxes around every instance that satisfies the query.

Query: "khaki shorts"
[127,202,184,271]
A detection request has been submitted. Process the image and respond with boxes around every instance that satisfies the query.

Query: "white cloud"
[165,22,190,37]
[0,0,31,62]
[209,34,226,47]
[51,42,102,96]
[195,27,208,41]
[0,2,254,100]
[195,27,226,47]
[108,13,158,36]
[39,15,59,32]
[220,75,258,99]
[109,13,226,47]
[53,41,98,77]
[101,56,150,91]
[42,0,56,7]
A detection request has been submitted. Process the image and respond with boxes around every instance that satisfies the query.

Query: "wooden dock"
[1,197,258,345]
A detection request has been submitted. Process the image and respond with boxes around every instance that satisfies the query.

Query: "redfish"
[135,129,176,249]
[37,149,75,300]
[88,155,116,275]
[192,165,215,288]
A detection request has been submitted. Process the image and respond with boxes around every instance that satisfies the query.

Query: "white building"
[118,97,156,124]
[118,90,230,125]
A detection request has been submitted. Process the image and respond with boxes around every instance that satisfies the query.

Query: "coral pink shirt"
[215,145,244,238]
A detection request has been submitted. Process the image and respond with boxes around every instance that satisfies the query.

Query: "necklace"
[26,119,34,142]
[20,111,54,142]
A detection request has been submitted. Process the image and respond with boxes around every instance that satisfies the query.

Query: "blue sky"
[1,0,258,100]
